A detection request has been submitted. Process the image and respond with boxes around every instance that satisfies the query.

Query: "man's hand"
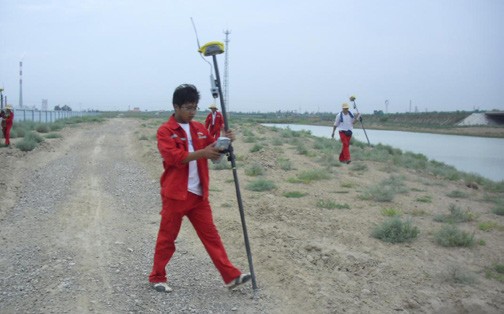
[201,143,222,160]
[223,129,235,141]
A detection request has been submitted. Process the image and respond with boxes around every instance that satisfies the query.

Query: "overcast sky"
[1,0,503,113]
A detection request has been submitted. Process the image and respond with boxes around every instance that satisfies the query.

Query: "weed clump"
[246,179,276,192]
[283,191,307,198]
[434,204,475,223]
[371,217,419,243]
[434,225,475,247]
[245,163,265,176]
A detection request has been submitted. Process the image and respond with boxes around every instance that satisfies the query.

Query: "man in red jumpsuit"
[2,105,14,146]
[204,104,224,140]
[149,84,250,293]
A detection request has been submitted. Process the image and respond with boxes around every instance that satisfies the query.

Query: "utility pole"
[385,99,389,114]
[223,29,231,112]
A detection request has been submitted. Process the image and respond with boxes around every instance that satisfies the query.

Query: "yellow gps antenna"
[198,41,224,56]
[199,40,258,293]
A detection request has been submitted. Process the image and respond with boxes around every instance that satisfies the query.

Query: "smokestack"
[19,61,23,108]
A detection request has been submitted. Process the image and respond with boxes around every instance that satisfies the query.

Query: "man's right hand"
[202,143,222,160]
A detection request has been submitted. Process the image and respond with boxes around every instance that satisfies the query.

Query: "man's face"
[174,102,198,123]
[343,108,349,114]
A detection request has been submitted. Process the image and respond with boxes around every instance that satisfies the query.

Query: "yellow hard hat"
[208,104,218,109]
[342,103,350,109]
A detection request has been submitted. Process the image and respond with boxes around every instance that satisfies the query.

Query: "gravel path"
[0,119,267,313]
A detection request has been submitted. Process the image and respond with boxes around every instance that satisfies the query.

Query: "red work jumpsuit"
[149,114,241,284]
[3,111,14,146]
[205,111,224,140]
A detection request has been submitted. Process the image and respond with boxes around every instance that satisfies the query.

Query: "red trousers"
[149,192,241,284]
[339,131,352,162]
[2,126,11,145]
[208,125,221,140]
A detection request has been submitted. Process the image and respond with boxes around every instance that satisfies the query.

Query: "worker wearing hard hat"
[2,105,14,146]
[205,104,224,140]
[331,102,360,164]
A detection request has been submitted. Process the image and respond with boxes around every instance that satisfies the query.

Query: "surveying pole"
[198,41,258,292]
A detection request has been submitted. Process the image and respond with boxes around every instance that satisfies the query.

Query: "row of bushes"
[1,116,104,151]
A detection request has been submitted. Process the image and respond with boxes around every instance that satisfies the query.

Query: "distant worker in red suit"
[2,105,14,146]
[205,104,224,140]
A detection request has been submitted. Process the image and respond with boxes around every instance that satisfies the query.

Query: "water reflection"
[263,124,504,182]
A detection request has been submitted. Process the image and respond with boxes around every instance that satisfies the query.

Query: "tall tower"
[19,61,23,108]
[223,29,231,112]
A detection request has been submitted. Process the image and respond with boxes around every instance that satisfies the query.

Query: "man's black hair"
[172,84,200,107]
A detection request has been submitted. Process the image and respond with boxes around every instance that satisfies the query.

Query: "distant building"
[132,107,140,112]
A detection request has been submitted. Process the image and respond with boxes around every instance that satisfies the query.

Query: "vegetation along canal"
[263,124,504,182]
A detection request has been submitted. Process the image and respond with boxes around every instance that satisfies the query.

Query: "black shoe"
[346,160,351,164]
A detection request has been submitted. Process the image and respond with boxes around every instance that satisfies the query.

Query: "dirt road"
[0,119,265,313]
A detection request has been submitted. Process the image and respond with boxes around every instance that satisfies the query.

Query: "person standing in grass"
[331,102,360,164]
[149,84,250,293]
[204,104,224,140]
[2,105,14,146]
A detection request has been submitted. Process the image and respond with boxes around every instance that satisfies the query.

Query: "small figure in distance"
[331,102,360,164]
[205,104,224,140]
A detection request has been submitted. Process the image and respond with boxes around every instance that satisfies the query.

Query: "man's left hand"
[224,130,235,141]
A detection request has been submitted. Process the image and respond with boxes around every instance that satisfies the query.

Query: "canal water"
[262,124,504,182]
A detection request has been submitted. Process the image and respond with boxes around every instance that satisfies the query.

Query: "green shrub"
[334,203,350,209]
[139,135,148,140]
[485,264,504,282]
[45,133,62,139]
[283,191,307,198]
[50,123,64,131]
[447,190,468,198]
[35,124,50,133]
[316,199,337,209]
[16,138,37,151]
[272,137,283,146]
[492,202,504,216]
[245,163,265,176]
[295,169,331,184]
[416,195,432,203]
[350,163,368,172]
[295,143,308,155]
[371,217,419,243]
[243,136,257,143]
[361,175,409,202]
[381,208,401,217]
[361,185,395,202]
[246,179,276,191]
[211,161,231,170]
[249,143,263,152]
[478,221,498,232]
[277,157,292,170]
[434,225,474,247]
[434,204,475,223]
[443,265,477,285]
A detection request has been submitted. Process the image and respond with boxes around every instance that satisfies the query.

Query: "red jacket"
[205,111,223,131]
[157,114,215,200]
[4,111,13,127]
